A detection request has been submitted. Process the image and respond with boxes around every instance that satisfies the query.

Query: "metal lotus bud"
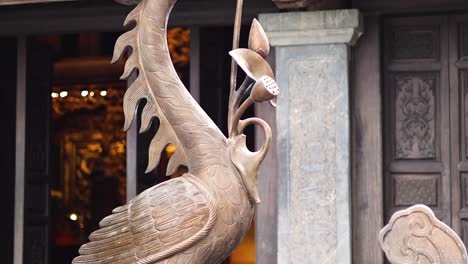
[229,49,274,80]
[251,75,279,103]
[248,19,270,58]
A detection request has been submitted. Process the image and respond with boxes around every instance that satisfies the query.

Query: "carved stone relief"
[380,205,468,264]
[395,73,437,160]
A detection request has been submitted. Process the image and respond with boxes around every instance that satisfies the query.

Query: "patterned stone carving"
[379,205,468,264]
[391,27,439,60]
[288,57,339,263]
[394,175,437,206]
[395,73,436,159]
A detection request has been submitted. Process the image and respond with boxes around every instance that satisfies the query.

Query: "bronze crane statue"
[72,0,278,263]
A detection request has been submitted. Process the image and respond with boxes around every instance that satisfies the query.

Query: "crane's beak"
[229,135,263,205]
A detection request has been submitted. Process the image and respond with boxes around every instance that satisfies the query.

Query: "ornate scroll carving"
[379,205,468,264]
[391,27,439,60]
[395,73,436,159]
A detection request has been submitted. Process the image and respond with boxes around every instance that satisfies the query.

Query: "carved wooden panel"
[383,16,450,227]
[460,219,468,248]
[384,14,468,258]
[461,24,468,58]
[394,174,438,206]
[463,71,468,160]
[454,16,468,240]
[393,72,437,160]
[390,26,440,60]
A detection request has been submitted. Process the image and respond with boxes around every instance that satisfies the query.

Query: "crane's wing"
[72,176,216,264]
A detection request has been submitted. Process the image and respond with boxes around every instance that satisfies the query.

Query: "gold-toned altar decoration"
[49,28,190,233]
[52,84,127,223]
[73,0,278,263]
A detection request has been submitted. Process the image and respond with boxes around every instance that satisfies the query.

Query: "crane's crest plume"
[112,1,189,176]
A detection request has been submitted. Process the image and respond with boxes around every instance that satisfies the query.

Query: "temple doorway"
[18,27,255,263]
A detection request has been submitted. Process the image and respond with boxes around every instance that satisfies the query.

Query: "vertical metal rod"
[14,35,26,264]
[126,70,138,201]
[190,26,201,103]
[228,0,244,134]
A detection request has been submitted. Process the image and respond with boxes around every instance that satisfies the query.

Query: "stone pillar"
[259,10,362,264]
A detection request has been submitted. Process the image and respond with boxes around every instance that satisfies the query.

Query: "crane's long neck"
[135,0,230,174]
[140,0,221,136]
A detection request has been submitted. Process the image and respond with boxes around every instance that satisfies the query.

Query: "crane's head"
[229,120,271,205]
[228,75,277,205]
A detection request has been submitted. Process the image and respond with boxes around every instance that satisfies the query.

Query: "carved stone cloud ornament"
[72,0,277,263]
[379,205,468,264]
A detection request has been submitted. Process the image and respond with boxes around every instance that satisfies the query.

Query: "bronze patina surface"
[72,0,277,263]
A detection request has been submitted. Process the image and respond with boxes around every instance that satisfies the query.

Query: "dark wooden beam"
[353,0,468,13]
[0,0,276,36]
[0,0,76,5]
[271,0,346,10]
[272,0,312,9]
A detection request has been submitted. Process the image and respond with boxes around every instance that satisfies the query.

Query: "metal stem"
[228,0,244,135]
[231,97,254,137]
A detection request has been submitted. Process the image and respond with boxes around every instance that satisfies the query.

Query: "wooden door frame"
[350,0,468,261]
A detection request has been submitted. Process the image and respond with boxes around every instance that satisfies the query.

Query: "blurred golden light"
[81,90,89,97]
[69,213,78,221]
[100,90,107,97]
[166,144,176,156]
[89,91,95,97]
[51,92,59,98]
[59,91,68,98]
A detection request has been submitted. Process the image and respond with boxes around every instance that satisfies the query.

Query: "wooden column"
[14,35,26,264]
[351,14,384,264]
[255,102,278,264]
[0,36,17,264]
[14,37,52,264]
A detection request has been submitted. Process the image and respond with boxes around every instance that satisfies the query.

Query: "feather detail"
[73,176,217,264]
[112,0,191,175]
